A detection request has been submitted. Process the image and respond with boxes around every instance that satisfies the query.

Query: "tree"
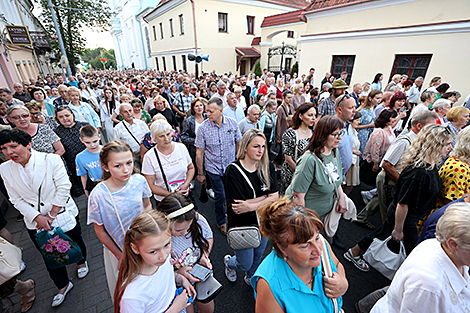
[81,47,116,70]
[35,0,111,74]
[254,61,262,78]
[290,61,299,76]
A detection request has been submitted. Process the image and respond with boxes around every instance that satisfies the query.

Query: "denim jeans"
[206,172,226,225]
[227,237,268,277]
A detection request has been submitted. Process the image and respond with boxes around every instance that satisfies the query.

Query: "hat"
[332,79,349,89]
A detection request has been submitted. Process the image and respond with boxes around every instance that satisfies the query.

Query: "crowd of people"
[0,67,470,312]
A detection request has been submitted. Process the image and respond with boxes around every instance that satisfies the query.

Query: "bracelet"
[48,212,57,219]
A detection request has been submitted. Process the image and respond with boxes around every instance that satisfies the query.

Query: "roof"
[235,47,261,58]
[302,0,375,14]
[261,9,305,27]
[251,37,261,45]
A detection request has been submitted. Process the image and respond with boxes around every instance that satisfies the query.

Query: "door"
[240,60,246,75]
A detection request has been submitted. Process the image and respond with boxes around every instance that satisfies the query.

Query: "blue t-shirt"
[76,149,102,182]
[252,244,343,312]
[87,174,152,250]
[338,122,354,174]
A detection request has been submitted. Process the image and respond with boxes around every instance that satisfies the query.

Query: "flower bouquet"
[35,227,83,269]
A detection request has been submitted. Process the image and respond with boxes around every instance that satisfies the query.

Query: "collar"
[434,240,469,295]
[245,118,259,125]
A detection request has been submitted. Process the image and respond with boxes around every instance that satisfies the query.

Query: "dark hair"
[30,87,46,101]
[436,83,450,94]
[389,92,407,109]
[103,86,116,114]
[0,128,31,147]
[305,115,344,161]
[282,90,292,99]
[292,103,316,130]
[190,97,205,115]
[372,73,383,84]
[80,125,99,138]
[157,193,209,255]
[375,109,398,128]
[441,91,457,100]
[402,80,413,88]
[353,111,362,120]
[0,88,12,95]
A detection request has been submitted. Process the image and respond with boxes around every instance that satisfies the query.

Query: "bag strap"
[102,183,126,237]
[319,234,339,313]
[121,120,141,146]
[230,163,256,199]
[293,130,299,162]
[313,153,338,198]
[154,147,171,192]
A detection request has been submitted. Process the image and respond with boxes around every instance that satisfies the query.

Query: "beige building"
[143,0,309,75]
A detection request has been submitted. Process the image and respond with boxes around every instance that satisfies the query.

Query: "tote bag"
[363,236,406,280]
[35,227,83,269]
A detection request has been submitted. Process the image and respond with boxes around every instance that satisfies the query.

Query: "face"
[218,84,226,95]
[0,103,7,116]
[57,76,64,84]
[456,112,470,128]
[240,77,246,86]
[80,135,100,152]
[333,88,345,98]
[131,232,172,269]
[443,139,453,156]
[206,103,223,122]
[69,91,80,103]
[133,106,142,114]
[57,109,75,127]
[13,84,23,93]
[8,109,30,128]
[33,90,44,101]
[183,84,190,94]
[338,98,357,121]
[393,99,406,110]
[298,86,304,94]
[266,105,276,114]
[105,89,113,99]
[244,135,265,162]
[300,108,316,127]
[154,130,173,147]
[284,93,293,104]
[281,232,322,269]
[103,151,134,183]
[58,87,68,98]
[351,118,361,128]
[326,128,343,149]
[120,104,134,122]
[194,101,204,115]
[171,220,192,237]
[154,99,165,111]
[371,94,383,106]
[0,92,12,101]
[29,109,44,123]
[227,94,236,107]
[248,107,260,123]
[354,85,363,95]
[441,104,451,116]
[1,141,32,165]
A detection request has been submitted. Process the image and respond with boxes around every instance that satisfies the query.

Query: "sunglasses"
[10,114,30,120]
[336,93,352,108]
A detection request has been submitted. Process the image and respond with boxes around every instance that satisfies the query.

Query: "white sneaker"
[244,275,252,287]
[224,255,237,282]
[52,281,73,307]
[20,260,26,272]
[207,189,215,199]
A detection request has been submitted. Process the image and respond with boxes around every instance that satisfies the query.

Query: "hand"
[199,255,212,270]
[336,195,347,214]
[276,139,281,144]
[176,188,189,196]
[398,111,407,119]
[177,266,200,283]
[197,174,206,185]
[176,274,197,298]
[353,149,362,156]
[323,272,348,299]
[34,215,53,231]
[392,229,404,241]
[170,290,191,312]
[372,163,380,172]
[232,199,252,214]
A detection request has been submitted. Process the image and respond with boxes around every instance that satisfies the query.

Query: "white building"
[109,0,157,70]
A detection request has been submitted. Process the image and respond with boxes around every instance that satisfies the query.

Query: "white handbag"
[0,237,22,285]
[363,236,407,280]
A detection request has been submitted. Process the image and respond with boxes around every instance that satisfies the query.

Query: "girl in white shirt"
[115,210,195,313]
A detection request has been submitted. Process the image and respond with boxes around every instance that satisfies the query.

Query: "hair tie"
[167,203,194,219]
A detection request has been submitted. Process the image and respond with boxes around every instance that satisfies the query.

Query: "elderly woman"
[371,204,470,312]
[67,87,100,130]
[357,90,383,154]
[432,98,452,125]
[141,119,194,204]
[233,85,247,112]
[292,83,306,110]
[344,124,453,271]
[253,197,348,312]
[181,98,207,172]
[444,106,470,148]
[53,106,88,197]
[149,95,178,129]
[30,87,54,117]
[130,98,151,125]
[6,104,64,155]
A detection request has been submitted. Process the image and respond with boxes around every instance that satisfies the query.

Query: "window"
[179,14,184,35]
[247,16,254,35]
[169,19,174,37]
[155,57,159,71]
[172,55,177,71]
[162,56,167,71]
[159,22,164,39]
[218,13,228,32]
[330,55,355,85]
[145,27,151,56]
[390,54,432,81]
[287,31,294,38]
[182,55,187,72]
[285,58,292,71]
[152,25,156,40]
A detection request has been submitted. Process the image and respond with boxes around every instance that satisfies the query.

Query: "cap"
[332,79,349,89]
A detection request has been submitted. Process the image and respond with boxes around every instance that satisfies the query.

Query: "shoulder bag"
[121,121,141,147]
[175,94,185,123]
[226,163,261,250]
[363,236,406,280]
[0,237,22,285]
[320,235,343,313]
[153,148,171,192]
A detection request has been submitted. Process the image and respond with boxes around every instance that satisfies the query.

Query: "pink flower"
[41,243,55,253]
[54,239,71,253]
[48,235,60,244]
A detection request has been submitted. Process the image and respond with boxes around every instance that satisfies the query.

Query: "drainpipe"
[190,0,198,75]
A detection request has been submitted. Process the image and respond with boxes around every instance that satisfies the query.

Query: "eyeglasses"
[331,129,345,138]
[10,114,30,120]
[30,112,41,117]
[336,93,352,108]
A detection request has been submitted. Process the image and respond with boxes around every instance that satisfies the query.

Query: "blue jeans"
[207,172,226,225]
[227,237,268,277]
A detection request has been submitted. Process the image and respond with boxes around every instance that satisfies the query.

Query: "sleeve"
[139,174,152,198]
[282,129,295,157]
[259,115,266,132]
[75,154,87,177]
[395,168,429,207]
[87,188,104,226]
[439,161,470,201]
[50,154,73,207]
[399,288,446,313]
[87,104,101,128]
[99,102,107,122]
[383,139,408,166]
[234,122,242,143]
[369,130,385,164]
[223,164,249,203]
[268,162,279,193]
[196,213,213,240]
[318,99,325,115]
[194,124,205,149]
[141,148,157,176]
[113,124,119,141]
[120,298,147,313]
[289,154,316,193]
[181,118,195,146]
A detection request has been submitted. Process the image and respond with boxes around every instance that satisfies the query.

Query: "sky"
[83,28,115,50]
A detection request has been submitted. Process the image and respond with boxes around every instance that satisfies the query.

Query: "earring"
[283,255,288,262]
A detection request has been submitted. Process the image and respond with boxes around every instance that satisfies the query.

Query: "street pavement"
[3,181,390,313]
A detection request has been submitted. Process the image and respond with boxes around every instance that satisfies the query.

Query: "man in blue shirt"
[223,92,244,123]
[335,94,356,176]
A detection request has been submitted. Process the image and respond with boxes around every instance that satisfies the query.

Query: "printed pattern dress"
[357,108,375,155]
[280,128,310,195]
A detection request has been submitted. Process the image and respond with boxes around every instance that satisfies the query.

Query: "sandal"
[20,279,35,313]
[344,249,370,272]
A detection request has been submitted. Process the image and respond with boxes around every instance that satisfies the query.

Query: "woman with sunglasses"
[6,104,65,155]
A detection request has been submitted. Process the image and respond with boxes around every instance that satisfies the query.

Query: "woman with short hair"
[67,87,100,129]
[444,106,470,148]
[30,87,54,117]
[130,98,151,125]
[292,83,306,111]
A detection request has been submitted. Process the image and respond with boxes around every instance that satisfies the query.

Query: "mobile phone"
[188,263,212,281]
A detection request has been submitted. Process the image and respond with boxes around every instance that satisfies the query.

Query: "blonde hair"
[233,85,242,93]
[436,203,470,250]
[119,94,131,102]
[446,106,470,122]
[398,124,453,171]
[449,126,470,162]
[114,210,171,313]
[100,140,138,180]
[66,86,81,98]
[292,83,303,94]
[236,129,271,190]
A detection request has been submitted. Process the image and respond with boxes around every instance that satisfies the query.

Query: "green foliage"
[254,61,262,77]
[35,0,111,74]
[81,48,116,70]
[290,61,299,75]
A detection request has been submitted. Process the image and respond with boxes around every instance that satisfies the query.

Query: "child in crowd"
[88,140,153,298]
[158,193,214,313]
[114,210,195,313]
[75,125,102,197]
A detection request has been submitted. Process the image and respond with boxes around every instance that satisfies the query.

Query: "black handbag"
[269,141,280,161]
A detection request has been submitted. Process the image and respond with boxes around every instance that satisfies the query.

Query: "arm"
[140,143,148,165]
[336,185,347,213]
[142,197,152,212]
[232,192,279,214]
[53,140,65,156]
[255,278,285,313]
[180,119,195,145]
[196,148,205,184]
[144,174,171,197]
[382,160,399,182]
[292,190,305,206]
[175,163,195,196]
[94,224,122,262]
[323,240,348,299]
[355,122,375,130]
[111,111,120,124]
[235,140,240,155]
[284,154,296,171]
[80,175,89,197]
[391,203,409,241]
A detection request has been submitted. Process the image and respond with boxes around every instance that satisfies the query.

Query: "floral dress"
[357,107,375,155]
[280,128,310,194]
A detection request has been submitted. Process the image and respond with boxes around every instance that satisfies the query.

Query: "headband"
[167,203,194,219]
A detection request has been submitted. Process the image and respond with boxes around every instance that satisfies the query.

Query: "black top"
[149,107,178,128]
[223,160,278,229]
[392,163,441,219]
[242,86,252,106]
[54,121,88,172]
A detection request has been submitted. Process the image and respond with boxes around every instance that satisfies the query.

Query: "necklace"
[323,152,335,164]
